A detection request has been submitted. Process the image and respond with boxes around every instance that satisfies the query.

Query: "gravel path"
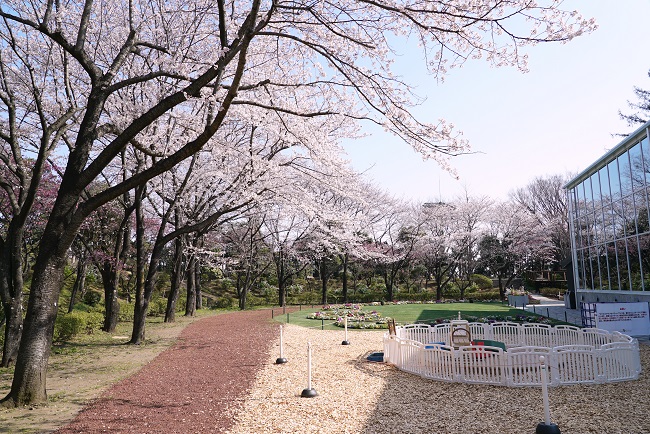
[56,310,650,434]
[55,309,278,433]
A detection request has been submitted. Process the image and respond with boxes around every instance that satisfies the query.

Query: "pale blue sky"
[343,1,650,202]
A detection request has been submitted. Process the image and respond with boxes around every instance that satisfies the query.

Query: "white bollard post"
[275,325,288,364]
[342,316,350,345]
[535,356,561,434]
[301,342,318,397]
[541,356,551,425]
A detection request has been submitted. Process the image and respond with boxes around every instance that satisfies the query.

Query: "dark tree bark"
[275,251,287,307]
[2,195,76,406]
[1,292,23,368]
[340,253,349,303]
[185,254,197,317]
[68,260,87,313]
[194,259,202,310]
[100,263,120,332]
[320,273,328,305]
[0,226,25,367]
[235,272,248,310]
[315,256,341,305]
[164,235,184,323]
[131,186,148,345]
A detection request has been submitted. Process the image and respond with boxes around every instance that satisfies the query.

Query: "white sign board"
[595,302,650,336]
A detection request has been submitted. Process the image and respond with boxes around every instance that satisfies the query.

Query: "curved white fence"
[382,322,642,387]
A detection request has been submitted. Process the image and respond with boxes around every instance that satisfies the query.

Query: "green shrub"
[214,294,236,309]
[539,287,565,298]
[176,293,187,312]
[118,300,135,322]
[441,286,461,299]
[54,311,104,341]
[155,272,171,292]
[83,291,102,307]
[466,290,502,301]
[147,297,168,317]
[471,274,494,290]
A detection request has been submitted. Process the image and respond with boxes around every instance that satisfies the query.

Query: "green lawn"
[273,302,562,330]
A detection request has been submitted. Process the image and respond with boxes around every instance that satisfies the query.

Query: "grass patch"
[274,302,567,329]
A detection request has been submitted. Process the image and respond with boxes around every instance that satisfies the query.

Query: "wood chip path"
[55,309,278,433]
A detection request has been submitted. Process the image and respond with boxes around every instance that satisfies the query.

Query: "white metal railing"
[382,322,642,387]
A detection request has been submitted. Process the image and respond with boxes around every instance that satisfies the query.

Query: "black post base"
[275,357,288,364]
[301,388,318,398]
[341,340,350,345]
[536,422,561,434]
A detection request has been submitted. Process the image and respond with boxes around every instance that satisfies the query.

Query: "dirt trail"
[54,309,278,434]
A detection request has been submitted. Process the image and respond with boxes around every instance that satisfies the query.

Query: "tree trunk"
[275,252,286,307]
[1,246,67,407]
[238,276,247,310]
[130,186,147,345]
[321,275,328,305]
[1,296,23,368]
[164,236,184,323]
[498,276,505,300]
[185,255,197,317]
[68,260,87,313]
[100,263,120,332]
[383,270,394,302]
[194,261,202,310]
[341,253,348,303]
[0,227,25,368]
[131,291,149,345]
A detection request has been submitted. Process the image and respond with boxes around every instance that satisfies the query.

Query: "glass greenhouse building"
[566,120,650,304]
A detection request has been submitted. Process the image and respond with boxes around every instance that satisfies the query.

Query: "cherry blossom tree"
[451,194,492,299]
[415,202,460,300]
[510,174,571,265]
[0,161,59,366]
[478,201,555,299]
[0,0,595,407]
[78,195,134,332]
[263,204,314,307]
[221,215,273,310]
[367,194,420,301]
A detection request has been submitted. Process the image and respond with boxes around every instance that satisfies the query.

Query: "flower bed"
[306,304,390,329]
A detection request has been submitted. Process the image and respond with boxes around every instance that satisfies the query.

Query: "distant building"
[565,120,650,304]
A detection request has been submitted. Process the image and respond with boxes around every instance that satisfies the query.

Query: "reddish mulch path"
[55,309,280,434]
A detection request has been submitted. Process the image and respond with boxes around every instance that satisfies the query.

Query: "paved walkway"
[523,294,583,326]
[521,295,650,342]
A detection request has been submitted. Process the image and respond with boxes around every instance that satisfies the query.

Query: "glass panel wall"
[568,126,650,295]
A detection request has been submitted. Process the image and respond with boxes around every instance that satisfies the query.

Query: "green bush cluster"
[147,297,168,316]
[470,274,494,290]
[118,300,134,321]
[54,311,104,342]
[539,287,565,298]
[83,290,102,307]
[214,294,237,309]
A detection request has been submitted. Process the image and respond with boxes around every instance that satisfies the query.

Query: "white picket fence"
[382,322,642,387]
